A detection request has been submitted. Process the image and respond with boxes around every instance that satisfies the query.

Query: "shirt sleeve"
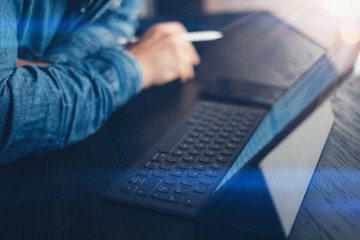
[45,0,144,64]
[0,0,143,164]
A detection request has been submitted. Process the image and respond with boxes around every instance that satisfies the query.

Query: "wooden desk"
[0,10,359,240]
[289,69,360,240]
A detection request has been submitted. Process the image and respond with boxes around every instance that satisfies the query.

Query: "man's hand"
[127,22,200,89]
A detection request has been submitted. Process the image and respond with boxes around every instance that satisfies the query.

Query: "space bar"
[156,121,192,153]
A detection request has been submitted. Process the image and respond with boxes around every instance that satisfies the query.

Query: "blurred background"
[139,0,360,75]
[139,0,360,49]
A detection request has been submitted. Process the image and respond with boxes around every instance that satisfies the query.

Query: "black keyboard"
[105,101,266,216]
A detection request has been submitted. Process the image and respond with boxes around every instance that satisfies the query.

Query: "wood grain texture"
[1,72,359,240]
[289,72,360,240]
[0,12,359,240]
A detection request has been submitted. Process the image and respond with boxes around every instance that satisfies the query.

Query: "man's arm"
[44,0,143,64]
[0,1,199,164]
[0,0,143,164]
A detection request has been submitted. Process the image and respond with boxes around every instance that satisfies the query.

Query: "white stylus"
[117,30,223,45]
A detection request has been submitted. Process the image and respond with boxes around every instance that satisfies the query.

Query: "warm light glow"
[340,24,360,44]
[321,0,360,44]
[321,0,351,17]
[321,0,360,20]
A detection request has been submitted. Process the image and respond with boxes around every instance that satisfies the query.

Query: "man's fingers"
[180,40,200,65]
[130,21,200,89]
[175,48,195,82]
[152,22,188,35]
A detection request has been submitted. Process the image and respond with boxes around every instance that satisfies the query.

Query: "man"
[0,0,200,164]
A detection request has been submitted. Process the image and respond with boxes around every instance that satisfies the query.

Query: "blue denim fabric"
[0,0,144,164]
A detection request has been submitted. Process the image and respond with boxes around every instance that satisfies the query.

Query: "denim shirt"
[0,0,144,164]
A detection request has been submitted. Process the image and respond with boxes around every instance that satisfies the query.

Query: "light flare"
[340,24,360,44]
[321,0,360,19]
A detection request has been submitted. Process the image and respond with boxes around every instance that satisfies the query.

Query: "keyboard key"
[187,117,198,125]
[194,126,205,132]
[178,143,190,150]
[199,177,214,185]
[160,162,174,170]
[188,148,201,155]
[192,112,202,119]
[219,116,228,122]
[181,177,196,186]
[216,156,228,163]
[187,169,202,178]
[157,184,172,193]
[233,116,243,122]
[214,138,226,144]
[219,132,230,138]
[204,116,214,122]
[211,162,224,170]
[231,137,242,143]
[152,152,167,162]
[144,161,158,169]
[243,120,253,127]
[189,131,200,138]
[166,156,180,163]
[129,176,139,184]
[235,131,247,137]
[223,126,235,132]
[205,169,219,177]
[214,121,225,127]
[174,185,190,194]
[238,125,249,132]
[228,121,238,127]
[122,184,137,193]
[164,176,180,185]
[173,149,185,156]
[152,169,167,178]
[199,156,212,163]
[199,136,211,143]
[247,114,259,121]
[178,161,191,169]
[193,162,207,170]
[194,142,206,149]
[221,149,234,156]
[152,192,182,203]
[226,143,238,149]
[171,168,186,177]
[135,177,146,185]
[204,131,216,137]
[183,155,196,162]
[137,168,152,177]
[204,149,217,157]
[184,137,196,143]
[209,143,221,150]
[193,185,209,194]
[210,125,220,132]
[199,121,210,127]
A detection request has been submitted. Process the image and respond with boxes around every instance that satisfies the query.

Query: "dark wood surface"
[1,13,360,240]
[289,71,360,240]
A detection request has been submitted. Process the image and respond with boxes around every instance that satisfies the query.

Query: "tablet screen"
[216,55,338,191]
